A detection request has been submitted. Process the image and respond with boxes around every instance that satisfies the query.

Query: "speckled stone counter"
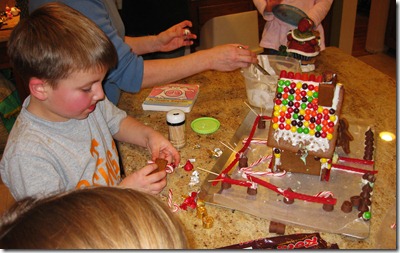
[117,47,396,249]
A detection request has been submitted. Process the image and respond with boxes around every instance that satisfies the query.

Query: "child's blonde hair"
[0,186,189,249]
[7,2,118,87]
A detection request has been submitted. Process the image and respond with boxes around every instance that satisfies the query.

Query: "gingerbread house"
[267,71,344,181]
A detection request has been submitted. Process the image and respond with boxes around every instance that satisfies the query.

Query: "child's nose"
[93,84,105,101]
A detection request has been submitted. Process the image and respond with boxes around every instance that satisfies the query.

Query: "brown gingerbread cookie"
[153,158,168,174]
[336,118,354,154]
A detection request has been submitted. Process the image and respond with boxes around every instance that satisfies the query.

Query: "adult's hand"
[205,44,258,71]
[156,20,197,52]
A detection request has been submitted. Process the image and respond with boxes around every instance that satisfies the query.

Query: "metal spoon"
[238,46,270,75]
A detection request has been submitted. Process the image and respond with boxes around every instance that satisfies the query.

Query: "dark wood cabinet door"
[188,0,259,50]
[384,0,396,50]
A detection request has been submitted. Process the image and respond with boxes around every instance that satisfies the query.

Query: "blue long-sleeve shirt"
[29,0,144,104]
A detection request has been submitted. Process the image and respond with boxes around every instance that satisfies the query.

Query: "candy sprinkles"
[266,70,345,180]
[271,72,340,153]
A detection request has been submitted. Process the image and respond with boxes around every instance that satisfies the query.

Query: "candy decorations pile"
[271,71,340,153]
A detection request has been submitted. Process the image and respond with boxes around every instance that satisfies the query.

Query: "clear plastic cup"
[242,55,301,111]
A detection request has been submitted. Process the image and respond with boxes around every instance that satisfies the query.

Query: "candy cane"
[243,169,287,177]
[242,137,268,145]
[166,164,174,174]
[238,155,272,171]
[239,155,286,177]
[250,155,272,167]
[168,189,180,212]
[314,191,334,198]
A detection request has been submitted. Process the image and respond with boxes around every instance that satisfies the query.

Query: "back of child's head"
[0,186,189,249]
[7,2,117,87]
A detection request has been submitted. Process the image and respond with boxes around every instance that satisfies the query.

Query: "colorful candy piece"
[183,160,194,171]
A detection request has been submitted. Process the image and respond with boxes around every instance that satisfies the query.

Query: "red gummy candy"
[184,160,194,171]
[298,17,313,32]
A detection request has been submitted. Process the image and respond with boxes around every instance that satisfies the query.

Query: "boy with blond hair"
[0,2,180,200]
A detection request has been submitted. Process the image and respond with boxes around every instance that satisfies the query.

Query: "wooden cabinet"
[0,16,28,102]
[384,0,395,51]
[188,0,264,51]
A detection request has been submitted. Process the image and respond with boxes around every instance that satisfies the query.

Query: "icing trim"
[331,83,343,110]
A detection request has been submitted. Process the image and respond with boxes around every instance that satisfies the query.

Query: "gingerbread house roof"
[267,71,344,158]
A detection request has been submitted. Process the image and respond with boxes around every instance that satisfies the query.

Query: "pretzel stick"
[219,141,237,153]
[244,101,259,116]
[197,167,219,176]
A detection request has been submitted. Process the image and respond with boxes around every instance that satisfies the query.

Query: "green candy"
[362,211,371,220]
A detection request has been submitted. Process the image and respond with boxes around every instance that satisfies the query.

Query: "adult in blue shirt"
[29,0,258,105]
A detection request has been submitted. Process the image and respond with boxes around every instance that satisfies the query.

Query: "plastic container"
[166,109,186,149]
[241,55,301,110]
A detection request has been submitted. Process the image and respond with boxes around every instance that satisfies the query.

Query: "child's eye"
[82,87,92,92]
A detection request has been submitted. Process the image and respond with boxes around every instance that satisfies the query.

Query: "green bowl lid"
[191,117,220,134]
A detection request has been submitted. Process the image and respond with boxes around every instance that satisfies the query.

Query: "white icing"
[290,30,316,42]
[321,162,329,170]
[331,83,343,110]
[273,157,281,172]
[274,128,330,152]
[286,48,319,57]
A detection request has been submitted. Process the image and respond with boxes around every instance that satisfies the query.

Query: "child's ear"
[29,77,49,101]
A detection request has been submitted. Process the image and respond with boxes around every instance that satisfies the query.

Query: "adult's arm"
[124,20,196,55]
[141,44,256,88]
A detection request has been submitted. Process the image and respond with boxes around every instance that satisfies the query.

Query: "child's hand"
[114,116,180,166]
[265,0,283,12]
[147,132,181,168]
[119,163,167,194]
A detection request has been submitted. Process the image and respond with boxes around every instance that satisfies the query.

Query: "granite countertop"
[117,47,396,249]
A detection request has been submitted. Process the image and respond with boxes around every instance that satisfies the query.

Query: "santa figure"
[286,17,321,72]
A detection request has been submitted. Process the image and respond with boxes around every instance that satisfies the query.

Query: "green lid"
[191,117,220,134]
